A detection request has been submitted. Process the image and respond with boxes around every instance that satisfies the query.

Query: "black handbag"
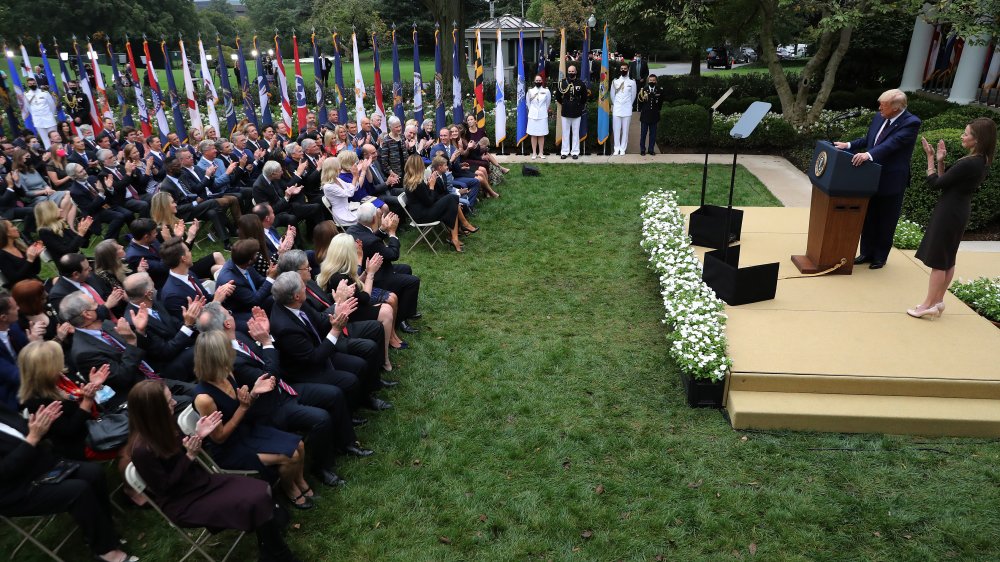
[86,406,130,452]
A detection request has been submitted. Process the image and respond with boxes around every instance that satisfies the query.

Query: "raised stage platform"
[682,206,1000,437]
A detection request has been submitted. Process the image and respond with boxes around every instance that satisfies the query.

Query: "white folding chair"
[320,196,357,233]
[125,463,245,562]
[397,192,445,255]
[177,405,257,477]
[1,514,75,561]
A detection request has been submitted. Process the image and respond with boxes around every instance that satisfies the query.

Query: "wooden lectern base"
[791,185,870,275]
[790,254,824,274]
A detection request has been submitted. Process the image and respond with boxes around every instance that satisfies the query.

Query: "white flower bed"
[640,190,732,382]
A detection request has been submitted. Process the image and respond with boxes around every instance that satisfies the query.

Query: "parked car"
[706,46,732,69]
[736,47,757,64]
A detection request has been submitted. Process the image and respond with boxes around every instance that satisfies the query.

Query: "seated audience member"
[359,143,403,215]
[47,253,126,318]
[252,160,323,234]
[7,148,74,222]
[45,143,73,190]
[238,214,281,278]
[448,124,496,197]
[34,200,93,263]
[252,203,295,259]
[0,401,136,562]
[11,279,64,343]
[336,149,370,202]
[122,144,159,197]
[123,272,199,381]
[126,380,302,561]
[216,239,276,322]
[308,220,338,276]
[192,331,315,509]
[401,155,478,253]
[0,291,33,409]
[157,156,231,249]
[197,303,366,486]
[0,219,44,288]
[378,117,411,179]
[193,140,243,226]
[65,162,133,241]
[158,236,235,322]
[17,341,119,461]
[269,272,388,410]
[347,203,421,334]
[91,239,133,295]
[125,218,168,288]
[59,290,195,403]
[149,192,227,279]
[429,154,478,212]
[96,148,150,218]
[320,156,362,225]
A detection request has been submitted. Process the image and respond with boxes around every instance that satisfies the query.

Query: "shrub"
[903,127,1000,231]
[824,91,863,111]
[921,107,999,132]
[658,104,711,147]
[893,218,925,249]
[905,97,954,121]
[949,277,1000,322]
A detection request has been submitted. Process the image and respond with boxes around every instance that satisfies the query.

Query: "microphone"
[836,109,864,120]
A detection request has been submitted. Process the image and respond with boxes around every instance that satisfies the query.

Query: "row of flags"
[1,24,617,147]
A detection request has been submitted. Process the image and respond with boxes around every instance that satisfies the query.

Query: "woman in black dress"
[128,380,301,562]
[909,118,997,319]
[401,155,478,253]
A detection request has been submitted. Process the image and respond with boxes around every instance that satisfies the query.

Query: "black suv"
[706,46,732,69]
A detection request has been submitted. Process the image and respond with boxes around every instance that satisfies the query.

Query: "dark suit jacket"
[214,260,273,318]
[125,241,168,288]
[848,110,921,196]
[346,224,401,285]
[269,303,347,381]
[68,178,109,217]
[180,166,214,199]
[252,175,293,215]
[47,276,115,320]
[0,324,28,410]
[0,406,60,509]
[125,302,195,378]
[69,322,150,394]
[67,150,95,169]
[159,271,211,322]
[231,332,297,419]
[158,176,199,206]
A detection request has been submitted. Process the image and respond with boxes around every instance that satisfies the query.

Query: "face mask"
[29,84,37,90]
[567,73,576,79]
[534,82,542,87]
[56,149,66,157]
[620,69,629,77]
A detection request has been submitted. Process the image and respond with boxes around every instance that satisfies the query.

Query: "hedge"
[921,106,1000,132]
[902,127,1000,231]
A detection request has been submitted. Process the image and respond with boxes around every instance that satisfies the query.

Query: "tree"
[419,0,466,92]
[540,0,594,39]
[0,0,202,45]
[310,0,387,47]
[242,0,311,37]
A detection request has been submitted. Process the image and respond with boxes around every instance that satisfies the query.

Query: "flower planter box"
[679,370,724,408]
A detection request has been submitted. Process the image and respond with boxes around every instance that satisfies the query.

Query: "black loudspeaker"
[688,204,743,249]
[522,165,541,176]
[702,245,779,305]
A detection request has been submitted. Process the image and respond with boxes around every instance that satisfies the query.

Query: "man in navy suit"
[0,292,34,409]
[215,239,276,323]
[123,272,199,382]
[835,89,921,269]
[157,237,235,323]
[125,219,168,288]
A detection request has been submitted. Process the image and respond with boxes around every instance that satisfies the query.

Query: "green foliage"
[950,277,1000,322]
[0,0,202,44]
[657,104,711,147]
[921,107,1000,132]
[904,128,1000,231]
[905,97,955,121]
[893,218,925,249]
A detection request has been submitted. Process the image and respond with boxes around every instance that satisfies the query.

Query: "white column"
[947,34,992,104]
[900,4,935,92]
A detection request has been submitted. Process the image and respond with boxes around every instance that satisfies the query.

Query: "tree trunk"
[689,49,701,77]
[422,0,465,88]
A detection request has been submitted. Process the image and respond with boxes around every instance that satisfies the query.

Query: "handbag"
[86,406,130,452]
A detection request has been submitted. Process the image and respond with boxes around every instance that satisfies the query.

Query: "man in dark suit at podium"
[834,89,920,269]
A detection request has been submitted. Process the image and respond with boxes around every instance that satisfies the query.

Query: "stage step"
[728,372,1000,400]
[726,390,1000,437]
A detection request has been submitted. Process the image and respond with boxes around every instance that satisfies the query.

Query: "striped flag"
[494,28,505,145]
[197,36,220,134]
[125,38,152,137]
[179,38,203,133]
[451,26,464,126]
[18,44,34,79]
[235,36,259,127]
[74,37,102,127]
[433,25,446,131]
[474,30,485,128]
[372,32,386,124]
[597,24,610,146]
[87,41,112,120]
[555,29,565,146]
[39,39,70,125]
[332,32,348,123]
[160,39,188,140]
[3,45,30,131]
[312,31,326,127]
[516,30,527,146]
[273,33,293,131]
[253,35,273,127]
[292,33,308,132]
[579,25,590,145]
[352,32,367,129]
[216,36,238,136]
[391,27,404,123]
[412,26,424,123]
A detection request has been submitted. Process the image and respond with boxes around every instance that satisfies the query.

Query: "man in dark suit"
[835,89,921,269]
[252,160,323,232]
[197,303,370,487]
[0,292,33,409]
[58,291,194,404]
[629,53,650,83]
[125,219,167,288]
[157,237,235,323]
[158,156,231,249]
[123,273,198,382]
[251,203,289,259]
[214,239,276,323]
[47,253,126,319]
[268,272,389,411]
[66,163,132,242]
[97,149,149,217]
[347,203,421,333]
[66,136,98,171]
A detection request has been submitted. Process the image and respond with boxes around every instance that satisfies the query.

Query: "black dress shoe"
[380,378,400,388]
[409,311,422,320]
[854,255,872,265]
[351,416,369,427]
[560,154,567,160]
[367,397,393,411]
[572,155,579,160]
[313,469,346,487]
[345,444,374,457]
[869,261,885,269]
[398,321,419,334]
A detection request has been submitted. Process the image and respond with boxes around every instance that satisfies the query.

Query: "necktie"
[875,119,892,145]
[188,275,205,298]
[81,283,117,321]
[238,341,298,397]
[305,288,349,336]
[99,331,159,379]
[297,310,322,344]
[243,270,257,292]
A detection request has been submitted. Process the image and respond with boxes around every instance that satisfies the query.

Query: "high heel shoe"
[935,302,946,313]
[907,304,941,319]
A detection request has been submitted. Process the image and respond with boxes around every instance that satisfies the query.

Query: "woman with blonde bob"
[192,331,316,509]
[317,233,404,370]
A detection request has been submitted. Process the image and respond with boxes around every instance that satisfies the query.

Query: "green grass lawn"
[706,59,807,77]
[9,163,1000,561]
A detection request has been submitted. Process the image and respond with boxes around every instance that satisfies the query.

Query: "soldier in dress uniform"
[610,62,636,156]
[637,74,664,156]
[553,65,589,160]
[526,75,551,159]
[64,80,92,127]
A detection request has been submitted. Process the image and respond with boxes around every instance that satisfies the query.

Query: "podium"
[791,141,882,275]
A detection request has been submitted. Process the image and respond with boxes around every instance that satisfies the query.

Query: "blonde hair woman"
[402,154,477,252]
[192,330,316,509]
[321,155,368,226]
[34,200,93,263]
[150,192,226,278]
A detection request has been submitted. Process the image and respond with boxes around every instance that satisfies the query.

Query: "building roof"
[469,15,553,32]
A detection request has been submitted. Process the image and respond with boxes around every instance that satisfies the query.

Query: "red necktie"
[305,288,349,336]
[81,283,117,322]
[188,275,205,298]
[99,331,160,379]
[238,341,297,396]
